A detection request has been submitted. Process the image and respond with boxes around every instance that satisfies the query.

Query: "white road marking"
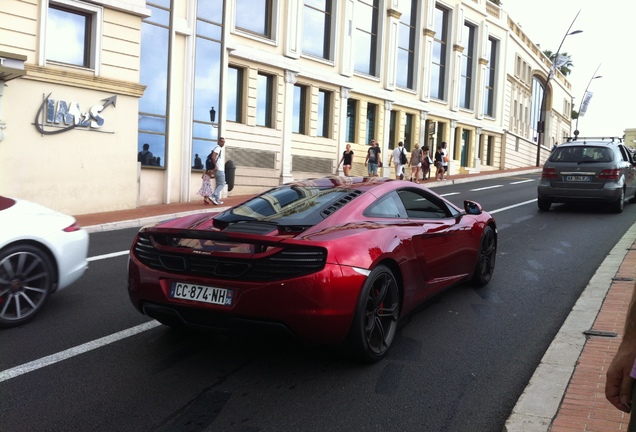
[0,321,161,383]
[470,185,504,192]
[87,250,129,262]
[490,199,537,214]
[510,179,536,185]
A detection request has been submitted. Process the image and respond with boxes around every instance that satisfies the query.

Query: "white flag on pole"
[579,91,594,117]
[554,54,571,68]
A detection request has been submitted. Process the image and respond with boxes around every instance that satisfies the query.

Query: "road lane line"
[490,199,537,214]
[510,179,535,185]
[470,185,503,192]
[87,250,129,262]
[0,321,161,383]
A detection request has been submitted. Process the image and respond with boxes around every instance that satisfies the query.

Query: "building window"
[366,103,377,145]
[346,99,358,143]
[257,72,274,128]
[236,0,272,38]
[138,2,171,168]
[191,1,223,168]
[302,1,333,60]
[45,1,102,69]
[397,0,417,89]
[317,89,331,138]
[227,66,244,123]
[460,22,476,109]
[292,84,308,134]
[404,113,413,151]
[430,5,449,100]
[388,110,397,149]
[484,37,498,117]
[354,0,379,77]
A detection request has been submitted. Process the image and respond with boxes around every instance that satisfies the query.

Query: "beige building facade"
[1,0,575,215]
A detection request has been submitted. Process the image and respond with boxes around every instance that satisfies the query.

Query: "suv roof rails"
[565,136,623,143]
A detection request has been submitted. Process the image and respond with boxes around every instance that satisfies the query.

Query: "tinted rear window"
[550,146,613,163]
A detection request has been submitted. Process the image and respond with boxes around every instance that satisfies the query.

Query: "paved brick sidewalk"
[549,243,636,431]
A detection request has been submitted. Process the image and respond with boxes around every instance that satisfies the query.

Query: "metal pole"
[535,10,582,166]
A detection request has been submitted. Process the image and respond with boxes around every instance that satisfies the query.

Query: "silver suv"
[537,137,636,213]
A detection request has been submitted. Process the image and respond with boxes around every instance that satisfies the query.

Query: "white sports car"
[0,196,89,327]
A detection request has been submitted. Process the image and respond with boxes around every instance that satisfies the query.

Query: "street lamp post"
[574,64,602,139]
[535,11,582,166]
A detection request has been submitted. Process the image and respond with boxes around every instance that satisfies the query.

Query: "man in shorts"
[389,141,408,180]
[364,139,381,177]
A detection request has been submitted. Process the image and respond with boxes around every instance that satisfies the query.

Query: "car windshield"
[225,185,359,225]
[550,146,613,163]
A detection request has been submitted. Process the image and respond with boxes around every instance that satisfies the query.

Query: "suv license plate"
[564,175,591,182]
[170,282,233,306]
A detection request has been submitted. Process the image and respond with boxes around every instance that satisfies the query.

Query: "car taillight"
[63,222,82,232]
[541,167,558,179]
[598,169,620,181]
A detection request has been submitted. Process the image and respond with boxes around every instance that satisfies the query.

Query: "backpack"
[399,149,407,165]
[205,153,215,170]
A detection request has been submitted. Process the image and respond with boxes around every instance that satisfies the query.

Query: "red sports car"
[127,176,497,361]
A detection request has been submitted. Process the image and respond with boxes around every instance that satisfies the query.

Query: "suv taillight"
[541,167,558,179]
[598,169,620,181]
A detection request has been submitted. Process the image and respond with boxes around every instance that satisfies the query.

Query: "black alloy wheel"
[471,225,497,286]
[349,265,400,362]
[0,244,54,328]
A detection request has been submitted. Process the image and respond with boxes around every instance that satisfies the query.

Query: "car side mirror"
[464,200,482,215]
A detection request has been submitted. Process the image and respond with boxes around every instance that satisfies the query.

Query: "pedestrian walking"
[196,169,214,205]
[409,143,422,183]
[209,137,226,205]
[364,139,381,177]
[337,144,354,176]
[389,141,408,180]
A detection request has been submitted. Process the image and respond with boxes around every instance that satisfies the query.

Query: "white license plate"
[170,282,233,306]
[564,175,591,182]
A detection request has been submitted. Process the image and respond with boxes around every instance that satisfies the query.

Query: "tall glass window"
[366,103,377,145]
[257,73,274,128]
[227,66,243,123]
[354,0,379,76]
[397,0,417,89]
[138,2,171,168]
[191,0,223,169]
[302,1,332,60]
[404,113,413,151]
[430,6,448,100]
[484,37,498,117]
[317,89,331,138]
[389,110,397,149]
[236,0,272,38]
[293,84,307,134]
[346,99,358,143]
[460,22,476,109]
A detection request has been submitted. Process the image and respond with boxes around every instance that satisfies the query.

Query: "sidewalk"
[74,168,635,431]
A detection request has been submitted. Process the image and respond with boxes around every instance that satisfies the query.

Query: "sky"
[502,0,636,139]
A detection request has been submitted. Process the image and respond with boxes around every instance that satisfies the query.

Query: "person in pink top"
[606,286,636,431]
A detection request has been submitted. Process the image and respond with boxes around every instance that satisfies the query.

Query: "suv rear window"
[550,146,613,163]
